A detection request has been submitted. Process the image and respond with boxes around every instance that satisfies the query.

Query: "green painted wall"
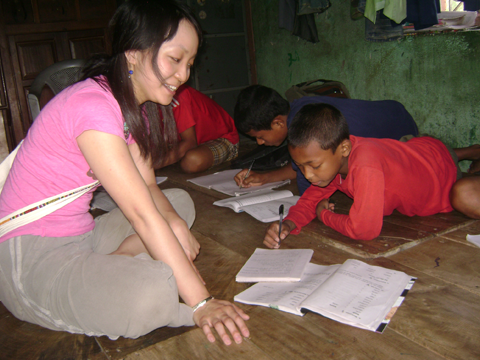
[249,0,480,170]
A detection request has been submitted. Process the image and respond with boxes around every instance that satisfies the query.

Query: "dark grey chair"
[27,59,86,121]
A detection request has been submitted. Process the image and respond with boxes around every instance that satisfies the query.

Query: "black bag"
[285,79,351,102]
[231,141,290,171]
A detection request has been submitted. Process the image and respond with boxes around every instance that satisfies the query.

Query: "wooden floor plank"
[190,230,251,300]
[233,302,444,360]
[302,220,429,258]
[384,209,475,236]
[94,326,195,360]
[123,328,272,360]
[387,237,480,295]
[438,220,480,247]
[0,304,106,360]
[367,257,480,360]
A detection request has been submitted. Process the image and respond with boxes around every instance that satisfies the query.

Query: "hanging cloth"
[298,0,331,14]
[365,0,407,24]
[461,0,480,11]
[405,0,440,30]
[384,0,407,23]
[279,0,296,32]
[365,10,404,42]
[279,0,331,43]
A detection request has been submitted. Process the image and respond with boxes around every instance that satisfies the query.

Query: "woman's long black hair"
[80,0,203,168]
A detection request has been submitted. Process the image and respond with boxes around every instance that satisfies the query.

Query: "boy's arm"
[284,184,337,233]
[321,167,385,240]
[234,164,296,188]
[157,127,198,169]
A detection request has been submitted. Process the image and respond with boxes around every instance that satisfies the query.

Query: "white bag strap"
[0,140,23,193]
[0,140,101,238]
[0,180,99,238]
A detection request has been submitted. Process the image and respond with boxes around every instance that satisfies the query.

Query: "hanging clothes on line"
[405,0,440,30]
[279,0,331,43]
[365,10,404,42]
[461,0,480,11]
[364,0,407,24]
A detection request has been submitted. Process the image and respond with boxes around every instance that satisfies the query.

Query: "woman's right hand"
[170,220,200,262]
[193,298,250,345]
[169,220,205,283]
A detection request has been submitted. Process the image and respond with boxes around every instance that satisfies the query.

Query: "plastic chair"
[27,59,86,121]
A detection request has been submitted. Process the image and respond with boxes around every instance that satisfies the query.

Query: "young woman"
[0,0,249,345]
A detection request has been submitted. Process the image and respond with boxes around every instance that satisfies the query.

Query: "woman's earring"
[128,70,133,78]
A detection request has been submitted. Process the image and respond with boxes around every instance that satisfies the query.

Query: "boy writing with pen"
[264,103,480,248]
[239,160,255,189]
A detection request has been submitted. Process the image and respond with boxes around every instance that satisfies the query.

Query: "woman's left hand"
[193,299,250,345]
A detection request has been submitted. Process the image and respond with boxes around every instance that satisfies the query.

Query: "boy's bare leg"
[453,144,480,173]
[450,176,480,219]
[180,145,214,173]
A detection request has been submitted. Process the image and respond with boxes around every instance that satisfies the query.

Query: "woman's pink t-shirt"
[0,78,133,243]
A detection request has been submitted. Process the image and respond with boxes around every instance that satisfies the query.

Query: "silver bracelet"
[192,296,214,313]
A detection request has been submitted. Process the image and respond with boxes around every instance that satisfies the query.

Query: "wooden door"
[0,0,115,150]
[186,0,256,117]
[0,52,13,161]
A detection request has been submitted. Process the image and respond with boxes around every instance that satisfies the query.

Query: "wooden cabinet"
[0,50,14,160]
[0,0,117,151]
[9,28,108,134]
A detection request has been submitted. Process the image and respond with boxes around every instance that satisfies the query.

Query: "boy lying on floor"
[263,103,480,247]
[233,85,419,195]
[157,85,239,173]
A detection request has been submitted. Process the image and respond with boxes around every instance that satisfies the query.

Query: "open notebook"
[187,169,291,197]
[235,259,416,333]
[213,189,300,223]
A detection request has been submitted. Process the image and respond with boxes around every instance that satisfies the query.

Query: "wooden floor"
[1,138,480,360]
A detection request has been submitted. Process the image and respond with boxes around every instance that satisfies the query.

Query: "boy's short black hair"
[234,85,290,134]
[288,103,350,153]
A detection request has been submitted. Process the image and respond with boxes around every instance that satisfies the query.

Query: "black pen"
[278,204,284,246]
[239,159,255,189]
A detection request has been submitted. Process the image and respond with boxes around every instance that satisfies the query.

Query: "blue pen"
[278,204,284,246]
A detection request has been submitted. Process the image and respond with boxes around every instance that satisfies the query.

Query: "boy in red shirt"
[158,85,239,173]
[264,103,480,247]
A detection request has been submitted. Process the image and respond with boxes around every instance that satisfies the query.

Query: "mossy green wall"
[250,0,480,170]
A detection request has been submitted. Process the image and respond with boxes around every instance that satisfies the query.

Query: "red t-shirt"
[171,85,239,145]
[285,135,457,240]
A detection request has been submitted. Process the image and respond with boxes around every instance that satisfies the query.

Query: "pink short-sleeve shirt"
[0,78,133,243]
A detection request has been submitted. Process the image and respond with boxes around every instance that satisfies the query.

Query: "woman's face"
[127,19,199,105]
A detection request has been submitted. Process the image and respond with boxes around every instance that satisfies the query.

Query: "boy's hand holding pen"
[239,159,255,189]
[263,216,296,249]
[278,204,284,245]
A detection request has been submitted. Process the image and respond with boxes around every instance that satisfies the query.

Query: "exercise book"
[234,259,415,333]
[187,169,291,197]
